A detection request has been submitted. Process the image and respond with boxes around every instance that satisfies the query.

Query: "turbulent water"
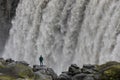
[2,0,120,73]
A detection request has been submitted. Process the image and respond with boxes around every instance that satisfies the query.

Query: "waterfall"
[2,0,120,74]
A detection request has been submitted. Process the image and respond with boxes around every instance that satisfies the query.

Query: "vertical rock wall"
[0,0,19,55]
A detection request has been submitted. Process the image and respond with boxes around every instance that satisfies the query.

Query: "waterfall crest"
[3,0,120,73]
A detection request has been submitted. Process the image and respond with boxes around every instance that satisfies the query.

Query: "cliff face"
[0,0,19,55]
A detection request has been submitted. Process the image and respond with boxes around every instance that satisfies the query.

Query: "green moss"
[104,65,120,77]
[0,75,16,80]
[0,62,34,79]
[98,61,120,80]
[0,62,5,68]
[0,75,34,80]
[12,63,34,79]
[98,61,120,70]
[0,60,53,80]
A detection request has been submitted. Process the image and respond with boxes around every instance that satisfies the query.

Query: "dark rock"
[72,73,87,80]
[33,65,51,73]
[58,73,72,80]
[68,64,81,76]
[0,58,4,61]
[93,73,101,80]
[16,61,29,66]
[83,64,95,69]
[81,68,96,74]
[33,65,43,72]
[0,0,20,20]
[6,58,14,63]
[83,75,94,80]
[71,64,79,69]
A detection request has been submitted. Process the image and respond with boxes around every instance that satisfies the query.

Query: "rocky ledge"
[0,58,120,80]
[0,58,57,80]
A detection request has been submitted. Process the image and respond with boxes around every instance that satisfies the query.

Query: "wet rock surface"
[0,0,19,54]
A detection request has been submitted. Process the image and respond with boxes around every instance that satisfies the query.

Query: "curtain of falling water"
[3,0,120,73]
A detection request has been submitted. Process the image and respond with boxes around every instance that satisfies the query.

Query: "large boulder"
[83,75,94,80]
[46,68,58,80]
[58,72,71,80]
[72,73,87,80]
[68,64,81,76]
[33,65,57,80]
[34,71,52,80]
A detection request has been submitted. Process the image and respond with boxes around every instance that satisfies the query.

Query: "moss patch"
[98,61,120,80]
[0,75,16,80]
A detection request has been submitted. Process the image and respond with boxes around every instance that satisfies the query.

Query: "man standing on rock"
[39,55,43,66]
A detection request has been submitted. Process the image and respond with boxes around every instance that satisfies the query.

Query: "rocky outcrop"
[0,58,120,80]
[0,0,19,54]
[0,58,57,80]
[33,65,58,80]
[58,62,120,80]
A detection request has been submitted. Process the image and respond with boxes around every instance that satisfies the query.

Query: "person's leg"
[42,61,43,65]
[40,61,42,66]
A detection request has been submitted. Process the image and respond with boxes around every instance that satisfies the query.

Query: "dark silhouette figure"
[39,55,43,66]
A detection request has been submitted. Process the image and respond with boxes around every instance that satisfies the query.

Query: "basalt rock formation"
[0,0,19,54]
[58,61,120,80]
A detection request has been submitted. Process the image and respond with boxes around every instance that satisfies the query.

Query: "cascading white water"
[2,0,120,74]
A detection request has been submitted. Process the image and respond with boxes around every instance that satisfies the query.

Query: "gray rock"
[0,58,5,63]
[33,65,46,72]
[34,65,57,80]
[46,68,58,80]
[34,71,52,80]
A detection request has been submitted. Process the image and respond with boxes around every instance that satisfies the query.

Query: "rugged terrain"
[0,58,120,80]
[0,58,57,80]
